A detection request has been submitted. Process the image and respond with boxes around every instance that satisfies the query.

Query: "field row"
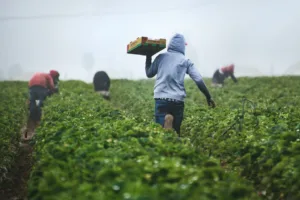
[109,77,300,199]
[0,82,27,186]
[27,80,257,200]
[1,77,299,199]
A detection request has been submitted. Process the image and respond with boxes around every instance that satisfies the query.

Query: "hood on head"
[167,33,186,55]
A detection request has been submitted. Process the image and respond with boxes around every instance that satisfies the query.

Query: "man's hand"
[207,98,216,108]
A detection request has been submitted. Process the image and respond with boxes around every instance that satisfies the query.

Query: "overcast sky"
[1,0,300,81]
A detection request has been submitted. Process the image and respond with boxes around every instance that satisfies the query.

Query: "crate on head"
[127,37,166,56]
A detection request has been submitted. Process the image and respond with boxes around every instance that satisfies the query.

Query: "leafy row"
[0,81,28,184]
[28,80,257,200]
[109,76,300,199]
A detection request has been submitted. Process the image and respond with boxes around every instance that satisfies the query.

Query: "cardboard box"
[127,37,166,56]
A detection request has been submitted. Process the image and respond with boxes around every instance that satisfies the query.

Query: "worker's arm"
[230,73,238,83]
[212,69,219,78]
[212,69,219,82]
[52,77,59,93]
[145,54,160,78]
[46,74,55,91]
[186,60,215,107]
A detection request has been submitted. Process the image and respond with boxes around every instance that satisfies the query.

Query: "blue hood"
[167,33,186,55]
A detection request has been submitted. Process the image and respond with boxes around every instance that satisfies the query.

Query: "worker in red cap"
[23,70,59,140]
[212,64,238,87]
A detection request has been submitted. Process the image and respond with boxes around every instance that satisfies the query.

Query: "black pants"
[29,86,48,121]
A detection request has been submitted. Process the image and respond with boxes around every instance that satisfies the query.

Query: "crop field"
[0,76,300,200]
[0,82,28,183]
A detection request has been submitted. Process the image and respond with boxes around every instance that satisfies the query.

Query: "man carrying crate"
[145,33,216,136]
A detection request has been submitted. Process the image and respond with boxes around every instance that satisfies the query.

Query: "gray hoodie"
[145,33,211,102]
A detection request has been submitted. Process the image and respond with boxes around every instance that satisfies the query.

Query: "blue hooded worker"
[145,33,216,136]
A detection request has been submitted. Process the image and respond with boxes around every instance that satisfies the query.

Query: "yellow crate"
[127,37,144,52]
[127,36,166,56]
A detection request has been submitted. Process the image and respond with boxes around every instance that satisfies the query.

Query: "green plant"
[0,81,28,184]
[28,81,257,200]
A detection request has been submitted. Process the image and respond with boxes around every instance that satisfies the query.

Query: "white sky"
[1,0,300,81]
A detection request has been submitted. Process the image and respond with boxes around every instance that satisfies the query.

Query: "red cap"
[221,64,234,73]
[49,70,59,77]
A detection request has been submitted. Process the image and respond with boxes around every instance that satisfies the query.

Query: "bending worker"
[212,64,237,87]
[93,71,111,100]
[24,70,59,140]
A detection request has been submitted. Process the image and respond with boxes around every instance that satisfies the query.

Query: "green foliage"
[27,81,257,200]
[110,76,300,199]
[3,76,299,199]
[0,81,28,183]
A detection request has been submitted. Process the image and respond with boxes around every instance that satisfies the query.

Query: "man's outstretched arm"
[186,60,215,107]
[230,73,238,83]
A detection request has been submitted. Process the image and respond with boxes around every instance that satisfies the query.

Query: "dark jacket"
[93,71,110,91]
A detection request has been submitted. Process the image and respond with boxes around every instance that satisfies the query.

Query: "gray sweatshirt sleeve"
[186,60,212,99]
[145,55,159,78]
